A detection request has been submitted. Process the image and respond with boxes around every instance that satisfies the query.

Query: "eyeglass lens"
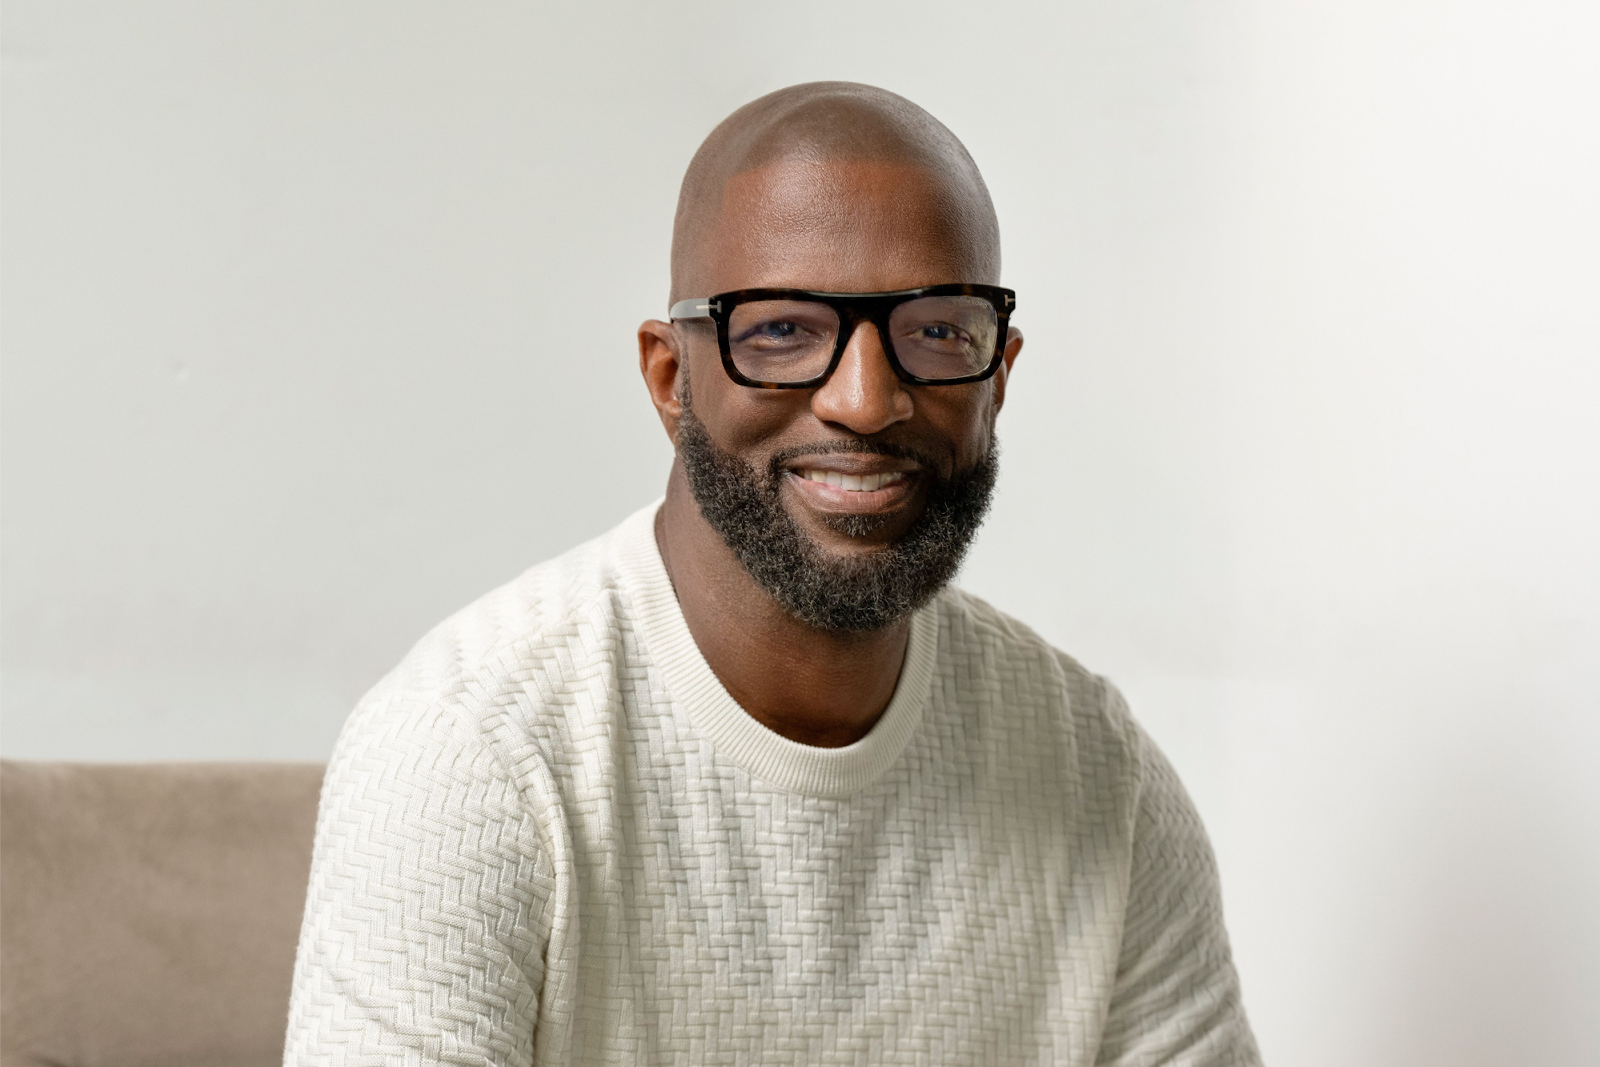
[726,296,999,383]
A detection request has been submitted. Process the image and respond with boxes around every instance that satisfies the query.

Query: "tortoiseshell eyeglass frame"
[667,283,1017,389]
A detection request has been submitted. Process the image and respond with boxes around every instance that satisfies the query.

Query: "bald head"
[670,83,1001,302]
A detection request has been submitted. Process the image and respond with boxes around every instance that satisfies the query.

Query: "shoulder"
[934,586,1138,737]
[335,521,638,775]
[933,586,1226,911]
[383,533,616,691]
[932,585,1149,799]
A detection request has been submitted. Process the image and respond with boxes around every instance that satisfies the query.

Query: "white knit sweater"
[284,502,1259,1066]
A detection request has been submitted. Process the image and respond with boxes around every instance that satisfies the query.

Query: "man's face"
[684,158,1013,528]
[655,156,1021,631]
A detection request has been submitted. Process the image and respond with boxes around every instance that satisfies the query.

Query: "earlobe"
[638,320,685,442]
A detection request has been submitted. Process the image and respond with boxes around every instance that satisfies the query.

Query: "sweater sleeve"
[1095,703,1262,1067]
[283,690,556,1067]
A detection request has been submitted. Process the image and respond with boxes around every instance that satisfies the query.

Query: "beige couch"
[0,761,325,1067]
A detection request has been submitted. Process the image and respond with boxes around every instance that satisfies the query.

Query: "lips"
[780,452,921,517]
[795,469,907,492]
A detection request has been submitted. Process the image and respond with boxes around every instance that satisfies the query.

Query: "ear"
[989,326,1024,415]
[638,319,685,445]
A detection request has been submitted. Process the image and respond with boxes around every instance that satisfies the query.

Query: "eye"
[734,318,819,347]
[916,322,970,343]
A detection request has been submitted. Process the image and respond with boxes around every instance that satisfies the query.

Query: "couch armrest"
[1,760,325,1067]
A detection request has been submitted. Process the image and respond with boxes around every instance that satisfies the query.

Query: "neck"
[655,462,911,748]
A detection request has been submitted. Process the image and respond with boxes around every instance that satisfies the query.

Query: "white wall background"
[4,2,1596,1063]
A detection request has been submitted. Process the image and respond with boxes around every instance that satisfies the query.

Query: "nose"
[810,320,914,434]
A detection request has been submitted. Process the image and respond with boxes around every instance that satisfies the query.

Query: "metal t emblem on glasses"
[668,284,1016,389]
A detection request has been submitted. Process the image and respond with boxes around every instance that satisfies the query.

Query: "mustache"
[766,438,947,475]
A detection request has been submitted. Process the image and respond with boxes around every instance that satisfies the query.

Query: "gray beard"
[675,395,999,634]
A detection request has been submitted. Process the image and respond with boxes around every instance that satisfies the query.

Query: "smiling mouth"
[795,469,908,493]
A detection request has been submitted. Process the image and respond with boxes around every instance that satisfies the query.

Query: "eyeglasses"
[668,284,1016,389]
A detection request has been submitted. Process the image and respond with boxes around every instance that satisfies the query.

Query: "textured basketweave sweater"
[284,502,1260,1066]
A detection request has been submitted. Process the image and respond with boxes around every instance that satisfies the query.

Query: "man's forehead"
[690,157,989,293]
[669,84,1001,301]
[718,157,963,227]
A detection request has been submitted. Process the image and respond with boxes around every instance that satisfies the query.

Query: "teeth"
[800,470,906,492]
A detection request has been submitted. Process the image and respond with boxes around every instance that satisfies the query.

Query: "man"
[285,82,1260,1066]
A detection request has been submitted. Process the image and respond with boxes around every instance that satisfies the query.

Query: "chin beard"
[674,393,999,635]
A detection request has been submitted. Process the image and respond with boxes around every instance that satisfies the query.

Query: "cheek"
[917,385,998,465]
[688,348,805,449]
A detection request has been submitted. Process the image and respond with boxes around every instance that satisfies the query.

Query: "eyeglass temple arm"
[668,297,719,320]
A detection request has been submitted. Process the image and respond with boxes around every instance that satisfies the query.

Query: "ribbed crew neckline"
[610,500,937,799]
